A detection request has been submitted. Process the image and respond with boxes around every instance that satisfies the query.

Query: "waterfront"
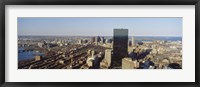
[18,47,44,61]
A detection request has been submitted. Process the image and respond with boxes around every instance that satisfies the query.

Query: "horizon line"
[18,35,182,37]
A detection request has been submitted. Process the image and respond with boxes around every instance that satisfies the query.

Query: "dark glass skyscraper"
[112,29,128,68]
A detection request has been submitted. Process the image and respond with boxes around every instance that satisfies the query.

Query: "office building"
[91,37,95,43]
[95,36,101,45]
[122,58,134,69]
[35,56,42,61]
[132,35,135,46]
[112,29,128,68]
[122,57,139,69]
[105,49,112,67]
[78,39,82,44]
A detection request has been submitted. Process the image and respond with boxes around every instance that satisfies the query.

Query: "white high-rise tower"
[132,34,135,46]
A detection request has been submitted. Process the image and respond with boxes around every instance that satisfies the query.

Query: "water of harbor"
[18,47,44,61]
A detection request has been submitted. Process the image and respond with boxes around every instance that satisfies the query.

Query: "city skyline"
[18,28,182,69]
[18,17,182,37]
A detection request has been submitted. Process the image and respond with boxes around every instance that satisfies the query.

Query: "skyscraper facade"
[112,29,128,68]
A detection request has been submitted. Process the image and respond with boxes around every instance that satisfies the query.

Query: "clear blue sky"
[18,17,182,36]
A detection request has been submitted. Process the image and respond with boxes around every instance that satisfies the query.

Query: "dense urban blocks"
[18,28,182,69]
